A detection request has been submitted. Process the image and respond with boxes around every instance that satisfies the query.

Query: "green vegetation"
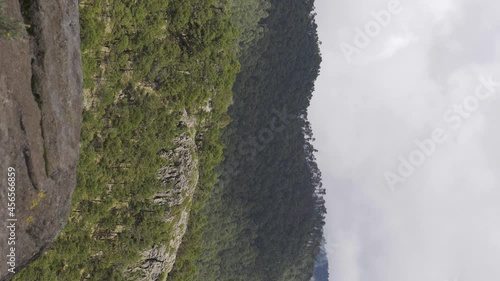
[15,0,238,280]
[15,0,324,279]
[0,0,25,39]
[231,0,271,51]
[170,0,325,280]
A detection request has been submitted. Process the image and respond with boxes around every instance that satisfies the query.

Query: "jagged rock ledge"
[126,128,199,281]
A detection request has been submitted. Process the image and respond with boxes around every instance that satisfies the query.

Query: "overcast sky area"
[309,0,500,281]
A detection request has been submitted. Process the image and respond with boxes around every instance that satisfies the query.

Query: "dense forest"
[13,0,325,279]
[170,0,325,280]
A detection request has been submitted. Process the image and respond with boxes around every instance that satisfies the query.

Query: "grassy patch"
[0,0,26,39]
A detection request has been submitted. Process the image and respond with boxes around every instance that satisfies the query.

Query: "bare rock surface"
[0,0,82,279]
[127,130,199,281]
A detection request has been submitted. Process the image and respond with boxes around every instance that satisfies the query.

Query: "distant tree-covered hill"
[312,240,330,281]
[170,0,325,280]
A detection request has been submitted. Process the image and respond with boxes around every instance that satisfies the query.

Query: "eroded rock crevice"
[0,0,82,279]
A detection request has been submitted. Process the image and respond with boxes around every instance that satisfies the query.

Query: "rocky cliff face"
[127,113,200,280]
[0,0,82,279]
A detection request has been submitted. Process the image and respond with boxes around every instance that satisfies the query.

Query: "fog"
[310,0,500,280]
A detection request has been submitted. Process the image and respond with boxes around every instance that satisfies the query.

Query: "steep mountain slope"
[0,0,82,280]
[170,0,326,280]
[13,0,239,280]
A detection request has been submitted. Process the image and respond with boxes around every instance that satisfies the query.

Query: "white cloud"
[374,32,419,59]
[328,231,361,281]
[310,0,500,280]
[424,0,461,22]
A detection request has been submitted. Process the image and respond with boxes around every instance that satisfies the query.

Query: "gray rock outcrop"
[0,0,82,279]
[127,131,199,280]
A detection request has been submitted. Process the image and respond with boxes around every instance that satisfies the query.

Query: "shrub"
[0,0,25,40]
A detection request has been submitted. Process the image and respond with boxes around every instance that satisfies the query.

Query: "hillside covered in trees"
[14,0,240,279]
[11,0,325,279]
[170,0,326,280]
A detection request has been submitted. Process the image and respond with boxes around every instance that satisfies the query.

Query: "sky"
[309,1,500,281]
